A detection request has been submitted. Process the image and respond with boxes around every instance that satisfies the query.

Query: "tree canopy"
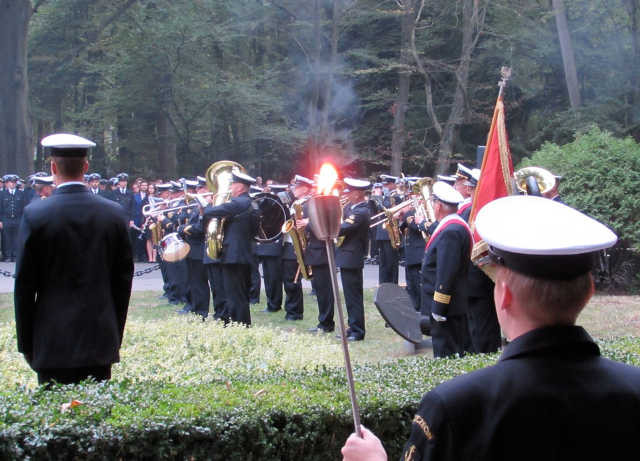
[2,0,639,180]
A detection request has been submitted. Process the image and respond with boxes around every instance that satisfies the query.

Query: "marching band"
[3,150,561,353]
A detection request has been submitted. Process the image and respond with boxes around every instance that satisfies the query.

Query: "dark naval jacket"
[14,185,134,370]
[203,192,256,265]
[400,210,426,267]
[0,188,26,224]
[336,201,370,269]
[402,325,640,461]
[421,214,471,318]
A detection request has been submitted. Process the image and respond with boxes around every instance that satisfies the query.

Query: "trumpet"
[368,198,413,228]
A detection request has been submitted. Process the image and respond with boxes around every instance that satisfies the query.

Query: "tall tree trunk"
[434,0,486,173]
[626,0,640,123]
[156,110,177,179]
[552,0,581,108]
[307,0,323,171]
[0,0,33,175]
[391,1,414,176]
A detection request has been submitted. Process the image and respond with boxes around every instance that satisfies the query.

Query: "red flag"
[468,94,514,244]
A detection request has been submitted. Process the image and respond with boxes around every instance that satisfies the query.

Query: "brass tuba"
[205,160,246,259]
[281,197,312,280]
[411,177,435,239]
[514,166,556,196]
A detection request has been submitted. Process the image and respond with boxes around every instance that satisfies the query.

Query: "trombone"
[368,198,413,228]
[141,191,218,217]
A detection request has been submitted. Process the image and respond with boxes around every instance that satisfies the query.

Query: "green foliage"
[2,290,640,458]
[521,127,640,251]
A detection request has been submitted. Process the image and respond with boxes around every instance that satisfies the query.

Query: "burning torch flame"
[317,163,338,196]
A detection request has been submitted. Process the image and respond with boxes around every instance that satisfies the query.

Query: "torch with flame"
[307,162,362,438]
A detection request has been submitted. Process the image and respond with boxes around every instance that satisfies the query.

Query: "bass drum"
[251,192,290,243]
[159,232,191,262]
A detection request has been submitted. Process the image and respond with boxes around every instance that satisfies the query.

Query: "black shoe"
[262,307,281,313]
[286,316,303,321]
[347,335,364,342]
[308,327,333,333]
[168,299,180,305]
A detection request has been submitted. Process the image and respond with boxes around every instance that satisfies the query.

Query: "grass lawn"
[1,289,639,364]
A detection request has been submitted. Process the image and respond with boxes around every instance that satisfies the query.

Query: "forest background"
[2,0,639,182]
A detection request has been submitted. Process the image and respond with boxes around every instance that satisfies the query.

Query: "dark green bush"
[520,127,640,291]
[1,337,639,459]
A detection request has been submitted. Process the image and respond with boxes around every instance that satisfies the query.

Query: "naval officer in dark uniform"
[0,174,26,261]
[14,133,134,385]
[203,169,257,326]
[336,178,371,341]
[342,195,640,461]
[455,165,501,353]
[281,175,313,321]
[420,182,472,358]
[374,175,401,284]
[178,182,210,319]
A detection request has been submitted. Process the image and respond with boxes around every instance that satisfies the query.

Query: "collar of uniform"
[57,181,86,189]
[499,325,599,362]
[53,183,88,195]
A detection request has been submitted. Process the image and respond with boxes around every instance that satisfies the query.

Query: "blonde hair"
[500,267,593,324]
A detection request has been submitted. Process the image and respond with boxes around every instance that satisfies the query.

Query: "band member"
[0,174,26,262]
[421,181,472,358]
[282,175,313,321]
[203,169,257,326]
[31,176,55,202]
[456,163,501,353]
[14,133,133,385]
[336,178,371,341]
[454,163,480,221]
[399,205,427,311]
[375,175,401,284]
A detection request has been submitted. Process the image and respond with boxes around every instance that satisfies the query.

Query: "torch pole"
[324,238,362,438]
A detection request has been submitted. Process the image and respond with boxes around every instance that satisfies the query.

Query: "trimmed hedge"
[2,337,640,459]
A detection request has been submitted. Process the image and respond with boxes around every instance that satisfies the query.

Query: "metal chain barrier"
[0,263,162,279]
[133,264,162,277]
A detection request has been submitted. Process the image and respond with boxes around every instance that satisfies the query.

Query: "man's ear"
[495,277,512,313]
[82,160,89,174]
[50,160,57,175]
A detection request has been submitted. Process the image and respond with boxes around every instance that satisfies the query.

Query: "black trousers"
[249,259,260,303]
[282,258,303,320]
[187,258,210,317]
[2,221,18,260]
[405,264,422,311]
[159,252,169,295]
[378,240,399,284]
[223,263,251,326]
[431,314,471,358]
[368,228,378,258]
[467,296,501,353]
[311,264,334,331]
[166,259,189,303]
[261,255,283,312]
[206,263,227,321]
[340,267,365,339]
[37,365,111,386]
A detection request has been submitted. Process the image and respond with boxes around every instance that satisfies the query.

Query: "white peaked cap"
[475,195,617,279]
[41,133,95,148]
[432,181,464,205]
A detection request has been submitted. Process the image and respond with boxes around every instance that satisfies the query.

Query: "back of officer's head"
[476,195,616,327]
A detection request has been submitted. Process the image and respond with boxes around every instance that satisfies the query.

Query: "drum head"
[252,192,290,242]
[160,232,191,262]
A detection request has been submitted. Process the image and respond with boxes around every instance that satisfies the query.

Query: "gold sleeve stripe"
[413,414,433,440]
[345,219,355,224]
[404,445,417,461]
[433,291,451,304]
